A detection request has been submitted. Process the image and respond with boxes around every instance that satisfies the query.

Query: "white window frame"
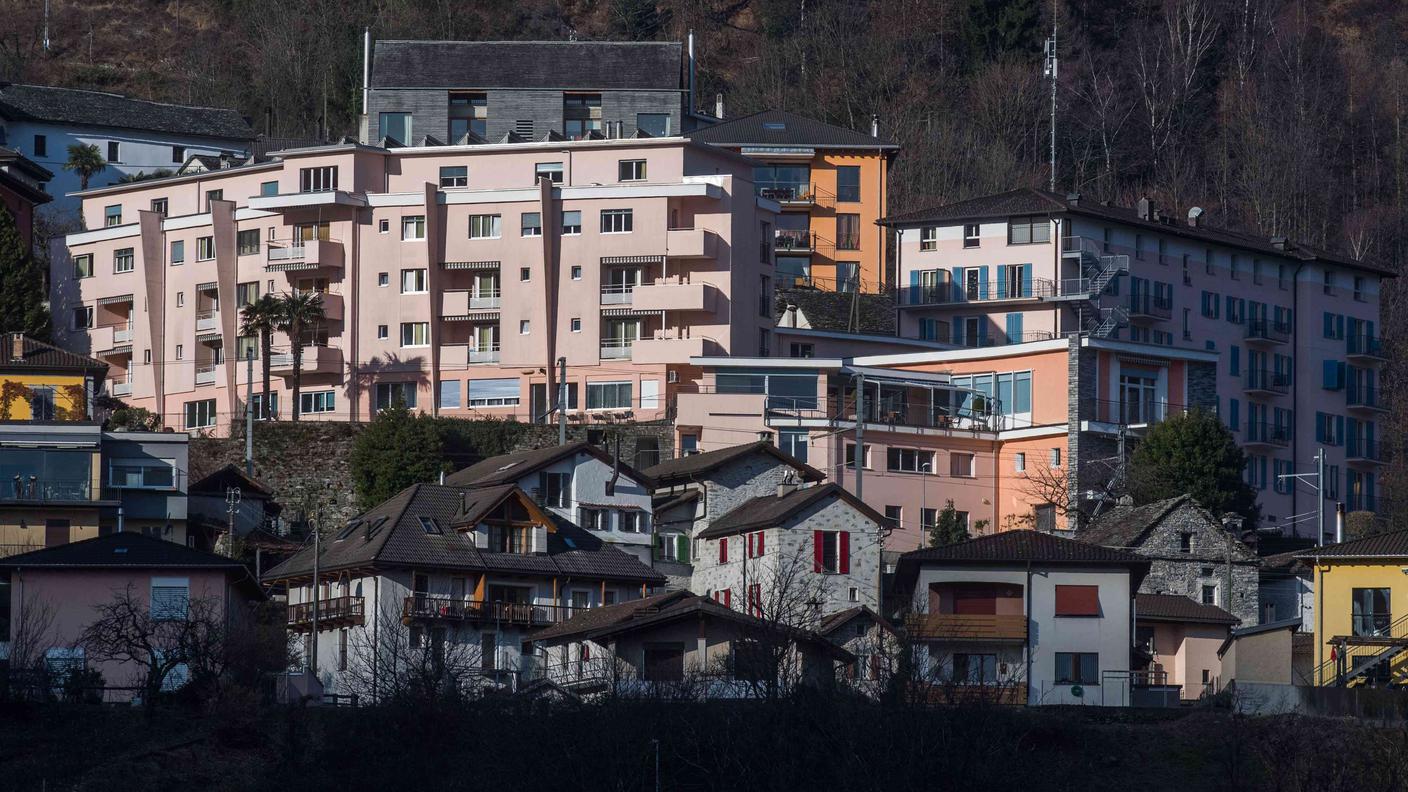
[301,391,336,414]
[195,237,215,262]
[469,214,502,239]
[400,268,428,294]
[114,248,135,273]
[400,322,430,348]
[600,209,633,234]
[920,227,938,251]
[618,159,647,182]
[521,212,542,237]
[562,210,582,235]
[401,215,426,241]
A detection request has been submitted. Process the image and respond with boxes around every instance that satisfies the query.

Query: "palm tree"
[275,290,325,421]
[63,144,107,191]
[239,295,282,419]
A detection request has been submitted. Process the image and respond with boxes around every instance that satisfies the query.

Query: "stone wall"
[1130,504,1261,625]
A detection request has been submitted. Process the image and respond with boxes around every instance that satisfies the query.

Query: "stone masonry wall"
[1131,505,1261,625]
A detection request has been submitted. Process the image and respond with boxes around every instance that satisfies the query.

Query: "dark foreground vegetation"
[3,696,1407,792]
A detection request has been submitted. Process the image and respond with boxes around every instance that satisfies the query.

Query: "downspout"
[1024,562,1033,704]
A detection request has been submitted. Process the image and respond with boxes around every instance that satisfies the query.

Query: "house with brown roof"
[261,481,663,700]
[1134,593,1237,701]
[1083,495,1259,625]
[896,530,1151,706]
[526,589,851,698]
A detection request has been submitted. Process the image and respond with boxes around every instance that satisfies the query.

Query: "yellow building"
[0,333,106,421]
[1298,530,1408,686]
[689,109,899,293]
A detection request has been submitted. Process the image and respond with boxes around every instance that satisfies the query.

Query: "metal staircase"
[1056,236,1130,338]
[1313,611,1408,687]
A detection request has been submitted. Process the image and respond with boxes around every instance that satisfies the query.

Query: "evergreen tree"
[928,499,971,547]
[349,403,446,510]
[0,205,51,340]
[1128,409,1261,526]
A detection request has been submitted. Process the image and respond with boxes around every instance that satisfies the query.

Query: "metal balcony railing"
[287,596,364,628]
[1,477,93,503]
[1245,317,1291,344]
[1347,334,1385,359]
[401,596,579,626]
[1245,421,1292,447]
[1128,293,1173,320]
[1347,383,1381,410]
[1245,369,1290,395]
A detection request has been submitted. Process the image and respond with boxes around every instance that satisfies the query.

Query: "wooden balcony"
[287,596,364,631]
[401,595,578,627]
[905,614,1027,642]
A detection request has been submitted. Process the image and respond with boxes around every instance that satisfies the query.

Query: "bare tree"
[5,591,56,701]
[341,601,485,705]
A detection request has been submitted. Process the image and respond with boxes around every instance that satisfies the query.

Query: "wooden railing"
[905,614,1027,641]
[401,596,578,626]
[287,596,364,628]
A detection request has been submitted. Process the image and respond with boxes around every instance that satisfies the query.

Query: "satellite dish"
[1070,684,1084,698]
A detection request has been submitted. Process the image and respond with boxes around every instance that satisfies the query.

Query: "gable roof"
[1136,593,1237,625]
[1,333,107,374]
[642,440,824,487]
[0,532,253,578]
[188,463,275,499]
[899,530,1151,571]
[445,441,654,490]
[816,605,898,637]
[0,83,254,141]
[370,41,683,91]
[696,483,885,540]
[687,109,897,150]
[879,187,1394,277]
[1083,496,1195,548]
[1294,529,1408,560]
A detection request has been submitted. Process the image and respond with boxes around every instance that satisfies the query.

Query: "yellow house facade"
[1298,530,1408,686]
[0,333,106,422]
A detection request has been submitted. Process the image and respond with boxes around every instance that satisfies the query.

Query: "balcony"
[1088,399,1185,429]
[195,310,218,334]
[756,181,832,207]
[666,227,719,259]
[1127,293,1173,322]
[1245,421,1291,448]
[195,364,217,385]
[0,478,97,504]
[317,291,344,322]
[901,282,1038,306]
[631,280,717,313]
[1347,383,1386,413]
[1245,369,1289,397]
[1347,334,1387,363]
[600,338,633,360]
[91,323,134,354]
[631,335,710,364]
[775,229,813,252]
[600,285,634,305]
[287,596,365,631]
[440,289,500,317]
[269,345,343,376]
[265,239,343,271]
[1244,317,1290,345]
[469,344,501,364]
[401,596,578,626]
[905,614,1027,642]
[111,376,132,397]
[1346,438,1384,466]
[439,343,505,367]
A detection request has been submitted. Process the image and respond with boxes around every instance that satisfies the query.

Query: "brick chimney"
[9,334,23,362]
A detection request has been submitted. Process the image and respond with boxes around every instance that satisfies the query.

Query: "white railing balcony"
[111,376,132,396]
[195,311,217,333]
[631,334,709,364]
[265,239,342,270]
[600,339,634,359]
[600,285,634,305]
[195,365,217,385]
[112,322,133,343]
[469,291,502,310]
[469,345,501,364]
[269,345,343,375]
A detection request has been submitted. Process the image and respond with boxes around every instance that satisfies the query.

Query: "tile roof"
[1293,529,1408,560]
[529,590,694,642]
[880,187,1394,277]
[1,333,107,374]
[370,41,684,91]
[696,483,885,540]
[445,441,653,490]
[816,605,898,637]
[900,530,1150,566]
[687,109,897,150]
[0,532,248,571]
[642,440,824,486]
[188,463,275,499]
[0,84,254,141]
[775,288,897,335]
[1082,496,1194,548]
[1136,593,1237,625]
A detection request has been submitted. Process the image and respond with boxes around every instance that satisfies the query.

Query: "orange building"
[689,110,897,293]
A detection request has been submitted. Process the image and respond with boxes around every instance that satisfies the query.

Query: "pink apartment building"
[53,137,777,431]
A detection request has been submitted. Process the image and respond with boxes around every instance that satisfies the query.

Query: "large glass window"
[716,371,817,411]
[184,399,217,429]
[378,112,412,145]
[586,381,633,410]
[636,113,670,137]
[563,94,602,139]
[109,459,175,489]
[375,382,417,410]
[298,166,338,193]
[1053,652,1099,685]
[754,165,811,202]
[0,449,93,500]
[1352,588,1391,636]
[835,165,861,202]
[448,93,487,141]
[778,429,809,462]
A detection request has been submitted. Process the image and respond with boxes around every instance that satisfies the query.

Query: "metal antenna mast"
[1044,0,1059,191]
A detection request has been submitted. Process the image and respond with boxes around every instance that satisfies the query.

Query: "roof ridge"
[5,83,245,113]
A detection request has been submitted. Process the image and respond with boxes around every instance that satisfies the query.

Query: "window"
[32,134,45,157]
[949,452,975,477]
[758,328,770,356]
[920,227,938,251]
[1180,532,1194,553]
[636,113,671,137]
[886,447,935,473]
[884,505,903,531]
[845,443,871,469]
[374,382,417,410]
[378,272,389,288]
[570,318,582,332]
[789,343,814,359]
[535,162,564,184]
[519,320,530,335]
[833,165,862,202]
[107,141,121,163]
[150,577,189,620]
[586,381,632,410]
[1007,216,1050,245]
[521,212,542,237]
[378,219,389,234]
[205,189,223,210]
[104,205,122,226]
[400,322,430,347]
[1054,653,1099,685]
[1050,448,1061,467]
[299,166,338,193]
[236,281,260,307]
[963,224,980,248]
[836,213,860,250]
[110,459,175,489]
[260,180,278,197]
[377,112,411,145]
[469,214,501,239]
[232,229,258,256]
[150,197,168,217]
[620,511,646,533]
[448,92,487,140]
[815,531,849,574]
[114,248,135,273]
[778,428,808,462]
[538,471,571,508]
[1323,269,1335,295]
[580,508,608,531]
[467,379,520,406]
[184,399,217,429]
[601,209,633,233]
[196,237,214,261]
[72,254,93,278]
[1201,584,1218,605]
[1352,588,1391,636]
[1014,452,1026,472]
[394,268,428,294]
[402,215,426,241]
[1354,276,1366,301]
[562,211,581,235]
[618,159,647,181]
[439,166,468,188]
[175,344,184,360]
[1054,585,1100,617]
[563,93,603,139]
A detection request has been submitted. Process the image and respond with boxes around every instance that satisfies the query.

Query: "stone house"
[1083,495,1259,625]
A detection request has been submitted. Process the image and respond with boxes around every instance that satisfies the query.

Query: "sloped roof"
[901,530,1150,566]
[445,441,654,490]
[0,84,254,141]
[1083,496,1193,548]
[370,41,683,91]
[776,288,897,335]
[0,532,247,571]
[188,463,275,499]
[696,483,886,540]
[880,187,1394,277]
[1136,593,1237,625]
[642,440,824,486]
[688,109,897,150]
[1,333,107,374]
[1294,529,1408,560]
[816,605,898,637]
[529,590,692,642]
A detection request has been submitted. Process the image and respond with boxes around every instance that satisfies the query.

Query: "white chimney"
[715,93,724,120]
[871,114,879,137]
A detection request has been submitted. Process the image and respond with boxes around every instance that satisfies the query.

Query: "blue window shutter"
[1230,345,1240,376]
[1336,415,1345,444]
[1006,313,1023,344]
[1225,295,1234,322]
[908,270,919,304]
[1315,412,1325,443]
[952,267,964,302]
[978,267,989,300]
[1323,360,1338,389]
[1021,264,1033,297]
[1336,315,1345,339]
[978,318,990,345]
[1323,312,1334,338]
[952,318,964,345]
[1230,398,1240,429]
[996,266,1007,299]
[1367,319,1375,338]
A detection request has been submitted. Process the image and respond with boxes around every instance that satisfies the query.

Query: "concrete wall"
[1220,626,1293,686]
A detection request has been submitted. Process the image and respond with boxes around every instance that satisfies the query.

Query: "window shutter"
[1021,264,1033,297]
[723,588,731,608]
[908,269,920,304]
[757,531,765,556]
[952,318,965,345]
[1053,584,1100,616]
[978,267,989,299]
[1315,413,1325,443]
[996,265,1007,298]
[1336,315,1345,339]
[951,267,963,302]
[839,531,851,574]
[1323,312,1334,338]
[1005,314,1023,344]
[814,530,824,572]
[653,534,664,560]
[1336,415,1345,443]
[677,535,690,563]
[1323,360,1339,390]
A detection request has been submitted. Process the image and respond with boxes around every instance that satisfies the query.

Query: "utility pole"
[245,349,255,475]
[1276,447,1328,544]
[557,356,568,445]
[853,373,865,502]
[224,486,241,555]
[1044,0,1059,191]
[310,509,320,675]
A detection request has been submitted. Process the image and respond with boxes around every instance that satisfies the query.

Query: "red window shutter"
[757,531,765,556]
[719,537,728,564]
[747,533,754,558]
[1053,584,1101,617]
[814,530,824,572]
[839,531,850,574]
[724,588,732,608]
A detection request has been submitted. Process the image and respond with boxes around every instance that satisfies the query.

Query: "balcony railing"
[112,322,133,343]
[775,229,813,252]
[470,290,501,310]
[1245,318,1291,344]
[905,614,1027,642]
[1245,369,1290,396]
[1245,421,1292,447]
[901,282,1036,306]
[110,374,133,397]
[287,596,365,629]
[1,477,93,503]
[0,543,44,559]
[1347,383,1382,410]
[600,338,634,359]
[757,182,828,205]
[469,344,501,364]
[401,596,579,626]
[195,365,217,385]
[1347,334,1386,361]
[600,285,634,305]
[195,311,217,333]
[1128,293,1173,320]
[1347,437,1382,463]
[1090,399,1185,427]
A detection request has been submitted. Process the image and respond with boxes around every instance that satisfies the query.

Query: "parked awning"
[601,255,664,266]
[600,308,664,318]
[441,260,501,270]
[97,294,134,305]
[443,311,501,322]
[265,263,319,272]
[195,282,217,291]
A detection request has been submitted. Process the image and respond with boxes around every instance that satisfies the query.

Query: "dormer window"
[418,516,442,535]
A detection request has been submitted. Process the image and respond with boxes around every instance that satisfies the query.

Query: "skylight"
[495,461,521,472]
[113,547,128,554]
[419,516,442,535]
[762,122,786,130]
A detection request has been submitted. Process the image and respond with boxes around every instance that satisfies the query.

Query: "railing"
[1347,436,1381,462]
[902,282,1036,306]
[905,614,1027,641]
[1246,421,1292,447]
[1315,610,1408,686]
[111,375,132,397]
[470,289,501,310]
[1,477,93,502]
[1127,293,1173,320]
[600,338,634,359]
[1245,317,1291,344]
[1347,383,1380,410]
[1348,334,1385,359]
[756,182,831,205]
[1245,369,1290,395]
[600,284,634,305]
[113,322,133,343]
[195,311,217,333]
[775,229,813,251]
[469,344,501,364]
[401,596,579,626]
[287,596,364,628]
[1089,399,1185,426]
[195,365,217,385]
[0,543,44,558]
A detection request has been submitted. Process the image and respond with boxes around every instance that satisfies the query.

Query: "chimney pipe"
[687,30,696,116]
[715,93,724,120]
[1136,197,1152,221]
[1336,501,1346,543]
[1187,207,1203,227]
[871,114,879,138]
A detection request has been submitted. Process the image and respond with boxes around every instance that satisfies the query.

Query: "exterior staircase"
[1315,611,1408,687]
[1056,236,1130,338]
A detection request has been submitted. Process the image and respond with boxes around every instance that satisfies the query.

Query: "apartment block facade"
[884,189,1389,535]
[54,136,777,432]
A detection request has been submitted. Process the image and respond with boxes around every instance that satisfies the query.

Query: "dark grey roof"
[688,109,896,150]
[0,532,247,571]
[1,333,107,373]
[370,41,683,91]
[696,483,886,540]
[1136,593,1237,625]
[1294,529,1408,560]
[776,288,896,335]
[188,463,275,499]
[1082,496,1193,548]
[901,530,1150,566]
[880,187,1394,277]
[445,441,653,489]
[0,84,254,141]
[816,605,898,637]
[642,440,824,486]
